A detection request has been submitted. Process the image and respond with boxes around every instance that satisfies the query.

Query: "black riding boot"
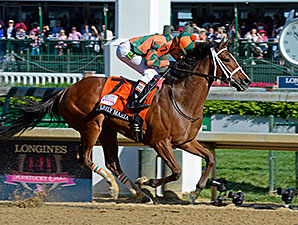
[127,80,151,110]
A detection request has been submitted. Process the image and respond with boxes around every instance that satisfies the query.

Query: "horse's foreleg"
[99,124,152,203]
[137,138,181,188]
[179,139,214,203]
[77,114,119,199]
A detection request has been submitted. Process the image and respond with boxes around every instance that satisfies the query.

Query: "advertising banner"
[0,140,92,202]
[278,76,298,89]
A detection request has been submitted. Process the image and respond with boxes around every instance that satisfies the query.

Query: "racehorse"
[0,38,251,203]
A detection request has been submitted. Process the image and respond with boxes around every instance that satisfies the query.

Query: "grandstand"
[0,1,297,83]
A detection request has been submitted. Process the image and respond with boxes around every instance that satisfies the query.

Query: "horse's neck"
[173,57,211,115]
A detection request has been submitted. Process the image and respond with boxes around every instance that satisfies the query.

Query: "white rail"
[1,72,84,85]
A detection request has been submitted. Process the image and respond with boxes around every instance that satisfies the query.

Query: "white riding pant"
[116,40,159,84]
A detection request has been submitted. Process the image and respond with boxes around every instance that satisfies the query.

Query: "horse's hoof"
[189,191,197,204]
[108,186,119,200]
[135,176,149,185]
[141,195,153,204]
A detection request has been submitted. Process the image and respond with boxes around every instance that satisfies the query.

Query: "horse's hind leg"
[77,114,119,199]
[99,123,152,203]
[179,139,214,203]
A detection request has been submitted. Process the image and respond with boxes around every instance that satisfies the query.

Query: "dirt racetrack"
[1,197,298,225]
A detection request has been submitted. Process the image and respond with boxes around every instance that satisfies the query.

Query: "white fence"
[1,72,83,85]
[0,72,105,85]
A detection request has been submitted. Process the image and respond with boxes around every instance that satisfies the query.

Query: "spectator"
[191,22,200,33]
[5,20,16,39]
[272,23,283,39]
[29,28,40,55]
[244,28,262,58]
[245,28,258,42]
[228,24,240,42]
[42,25,50,42]
[68,27,83,53]
[14,19,28,32]
[99,24,113,42]
[55,29,68,56]
[81,19,92,40]
[256,29,268,57]
[272,26,283,60]
[30,22,39,34]
[52,20,64,38]
[207,27,216,40]
[198,28,207,41]
[15,27,27,54]
[216,26,226,40]
[89,26,100,54]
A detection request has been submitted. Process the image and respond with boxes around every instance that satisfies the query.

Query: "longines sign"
[278,76,298,89]
[15,144,68,154]
[0,140,92,202]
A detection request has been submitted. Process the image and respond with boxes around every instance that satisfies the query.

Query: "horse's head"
[211,37,251,91]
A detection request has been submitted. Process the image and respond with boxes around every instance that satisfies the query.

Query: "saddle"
[97,76,163,142]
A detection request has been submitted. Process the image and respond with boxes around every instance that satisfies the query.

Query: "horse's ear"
[218,36,230,49]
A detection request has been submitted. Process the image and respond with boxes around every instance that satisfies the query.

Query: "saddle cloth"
[97,76,158,122]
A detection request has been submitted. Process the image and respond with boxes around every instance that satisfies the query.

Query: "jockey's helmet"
[170,32,197,60]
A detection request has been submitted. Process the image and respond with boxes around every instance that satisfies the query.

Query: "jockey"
[116,32,197,110]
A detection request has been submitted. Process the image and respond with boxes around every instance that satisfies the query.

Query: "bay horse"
[0,38,251,203]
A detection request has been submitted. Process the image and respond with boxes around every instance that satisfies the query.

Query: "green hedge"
[2,83,298,120]
[204,100,298,119]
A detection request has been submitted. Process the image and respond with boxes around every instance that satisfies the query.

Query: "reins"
[174,67,228,82]
[169,86,204,122]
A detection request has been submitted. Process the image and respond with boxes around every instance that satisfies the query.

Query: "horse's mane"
[165,41,217,84]
[189,41,214,59]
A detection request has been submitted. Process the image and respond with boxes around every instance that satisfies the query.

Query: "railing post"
[268,115,275,193]
[67,48,70,73]
[26,49,30,72]
[7,39,11,52]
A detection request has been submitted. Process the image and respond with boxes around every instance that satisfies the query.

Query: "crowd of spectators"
[0,18,114,56]
[0,12,286,59]
[178,13,285,59]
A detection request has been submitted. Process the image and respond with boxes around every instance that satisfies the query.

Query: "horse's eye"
[224,58,230,62]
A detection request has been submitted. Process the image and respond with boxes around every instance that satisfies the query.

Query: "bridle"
[175,46,244,82]
[210,47,246,85]
[170,46,245,121]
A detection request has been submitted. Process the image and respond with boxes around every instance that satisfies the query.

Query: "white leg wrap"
[91,163,112,183]
[118,173,137,197]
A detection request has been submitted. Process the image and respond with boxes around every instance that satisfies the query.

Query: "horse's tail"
[0,89,65,139]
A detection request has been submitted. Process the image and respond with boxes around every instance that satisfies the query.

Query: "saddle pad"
[97,76,158,122]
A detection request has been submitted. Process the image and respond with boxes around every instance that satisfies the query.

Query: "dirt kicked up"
[0,198,297,225]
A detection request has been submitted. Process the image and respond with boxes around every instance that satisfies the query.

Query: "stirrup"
[132,122,143,143]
